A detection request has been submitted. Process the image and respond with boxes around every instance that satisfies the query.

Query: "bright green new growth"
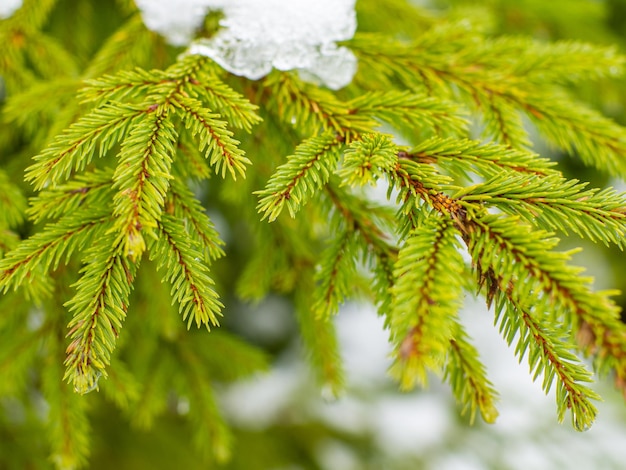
[2,0,626,467]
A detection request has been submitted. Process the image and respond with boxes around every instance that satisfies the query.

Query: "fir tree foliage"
[2,0,626,467]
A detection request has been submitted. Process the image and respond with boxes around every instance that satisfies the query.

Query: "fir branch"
[111,105,177,260]
[173,94,250,179]
[175,130,213,179]
[150,214,223,329]
[389,214,465,389]
[27,168,114,223]
[485,269,601,431]
[403,137,557,180]
[296,283,345,397]
[456,211,626,398]
[523,92,626,177]
[350,32,626,172]
[0,169,27,228]
[445,323,499,424]
[349,90,468,136]
[64,233,139,394]
[25,103,144,189]
[312,229,359,319]
[182,70,262,132]
[477,94,530,149]
[264,72,373,136]
[338,133,398,187]
[458,174,626,247]
[459,213,621,331]
[176,340,233,462]
[80,67,170,106]
[256,132,344,221]
[167,179,225,262]
[324,182,398,319]
[45,320,91,469]
[508,39,625,84]
[0,208,110,292]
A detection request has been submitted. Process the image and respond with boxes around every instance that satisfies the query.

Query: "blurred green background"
[2,0,626,468]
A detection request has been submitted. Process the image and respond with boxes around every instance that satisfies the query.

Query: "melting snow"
[0,0,22,19]
[137,0,358,89]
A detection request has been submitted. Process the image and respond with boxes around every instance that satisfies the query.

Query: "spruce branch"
[389,214,465,389]
[402,137,557,180]
[0,208,110,293]
[256,132,344,221]
[175,340,233,462]
[150,214,223,329]
[457,173,626,247]
[27,168,115,223]
[64,232,139,394]
[173,94,250,179]
[445,324,499,424]
[111,105,177,260]
[25,103,143,189]
[0,169,27,228]
[338,133,398,187]
[348,90,468,136]
[481,268,601,431]
[167,179,225,262]
[264,72,372,135]
[312,228,359,319]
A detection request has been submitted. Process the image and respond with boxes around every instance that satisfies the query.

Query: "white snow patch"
[0,0,22,19]
[136,0,358,89]
[135,0,222,46]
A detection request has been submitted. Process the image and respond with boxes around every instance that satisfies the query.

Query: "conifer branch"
[111,105,177,260]
[0,209,110,293]
[182,71,262,132]
[25,103,143,189]
[389,214,464,389]
[480,268,601,431]
[150,214,223,329]
[348,90,467,136]
[27,168,115,223]
[172,94,250,179]
[296,281,345,396]
[312,229,359,319]
[0,170,27,228]
[458,174,626,247]
[338,133,398,187]
[523,93,626,177]
[264,72,372,135]
[445,324,499,424]
[401,137,557,180]
[256,132,344,221]
[176,340,233,462]
[167,179,225,262]
[324,182,398,319]
[64,233,139,394]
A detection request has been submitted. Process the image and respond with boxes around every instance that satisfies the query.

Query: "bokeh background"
[3,1,626,468]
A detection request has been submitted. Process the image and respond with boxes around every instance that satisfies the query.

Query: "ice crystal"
[0,0,22,19]
[136,0,357,89]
